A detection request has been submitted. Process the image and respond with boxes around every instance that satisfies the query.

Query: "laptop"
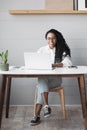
[24,52,52,70]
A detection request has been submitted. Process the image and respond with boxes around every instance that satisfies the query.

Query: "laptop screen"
[24,52,52,70]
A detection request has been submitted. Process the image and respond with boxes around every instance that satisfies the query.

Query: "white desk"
[0,66,87,128]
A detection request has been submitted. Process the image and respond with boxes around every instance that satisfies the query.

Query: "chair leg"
[34,87,37,116]
[59,88,66,119]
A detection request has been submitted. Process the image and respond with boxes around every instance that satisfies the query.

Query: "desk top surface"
[0,66,87,75]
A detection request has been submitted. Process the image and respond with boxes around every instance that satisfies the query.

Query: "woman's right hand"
[52,63,63,68]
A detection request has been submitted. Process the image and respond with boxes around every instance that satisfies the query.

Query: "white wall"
[0,0,87,105]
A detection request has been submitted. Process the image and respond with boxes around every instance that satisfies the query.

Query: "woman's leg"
[30,78,49,125]
[41,92,48,106]
[30,88,43,126]
[36,78,51,118]
[35,78,49,116]
[36,77,62,116]
[35,92,49,117]
[35,104,42,116]
[37,78,49,106]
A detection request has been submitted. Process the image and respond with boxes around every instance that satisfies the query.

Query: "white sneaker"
[43,105,51,118]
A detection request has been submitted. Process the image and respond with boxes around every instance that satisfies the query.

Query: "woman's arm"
[61,56,72,67]
[52,55,72,68]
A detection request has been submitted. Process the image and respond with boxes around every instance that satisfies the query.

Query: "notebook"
[24,52,52,70]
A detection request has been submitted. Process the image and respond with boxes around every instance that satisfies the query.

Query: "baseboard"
[4,104,81,107]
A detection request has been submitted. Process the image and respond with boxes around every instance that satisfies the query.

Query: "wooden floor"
[1,106,87,130]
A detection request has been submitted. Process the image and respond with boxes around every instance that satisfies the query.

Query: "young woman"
[30,29,72,126]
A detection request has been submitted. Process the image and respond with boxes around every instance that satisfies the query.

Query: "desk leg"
[0,75,7,128]
[6,77,11,118]
[78,75,87,118]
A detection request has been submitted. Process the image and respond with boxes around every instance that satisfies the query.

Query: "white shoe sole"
[44,114,51,118]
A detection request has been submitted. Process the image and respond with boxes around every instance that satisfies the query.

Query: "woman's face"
[46,32,57,49]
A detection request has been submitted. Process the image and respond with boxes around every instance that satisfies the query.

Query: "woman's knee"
[38,78,49,93]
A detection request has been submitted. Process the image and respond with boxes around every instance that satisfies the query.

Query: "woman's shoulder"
[37,45,48,53]
[39,45,48,50]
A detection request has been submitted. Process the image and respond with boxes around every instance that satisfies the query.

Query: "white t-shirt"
[37,45,72,67]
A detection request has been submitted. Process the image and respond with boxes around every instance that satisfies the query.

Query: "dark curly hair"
[45,29,71,62]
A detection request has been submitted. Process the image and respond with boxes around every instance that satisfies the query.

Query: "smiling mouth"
[50,44,55,46]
